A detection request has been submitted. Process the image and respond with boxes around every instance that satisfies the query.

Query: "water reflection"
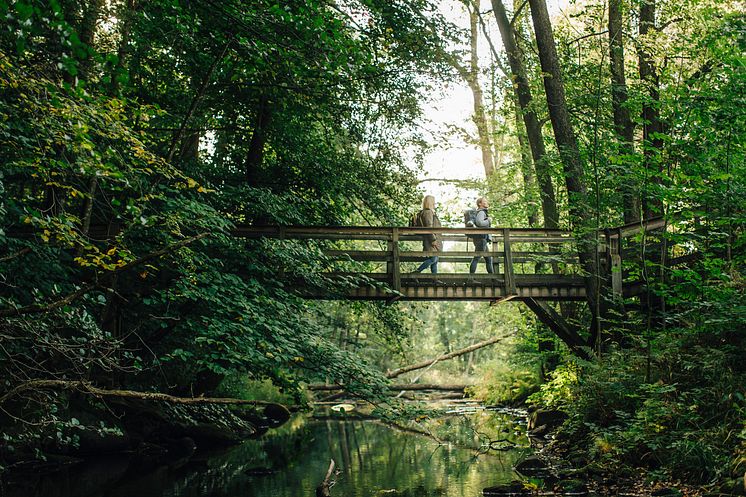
[5,408,530,497]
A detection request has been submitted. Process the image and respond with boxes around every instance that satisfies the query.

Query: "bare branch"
[475,7,510,78]
[567,29,609,45]
[0,247,32,264]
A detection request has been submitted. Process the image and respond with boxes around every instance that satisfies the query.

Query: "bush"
[471,361,541,406]
[538,332,746,484]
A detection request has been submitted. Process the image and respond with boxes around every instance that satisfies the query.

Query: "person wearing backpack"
[469,197,494,274]
[412,195,441,274]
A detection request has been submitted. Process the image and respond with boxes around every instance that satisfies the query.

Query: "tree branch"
[0,247,32,264]
[510,0,529,26]
[0,233,210,318]
[475,7,510,78]
[566,29,609,45]
[316,459,336,497]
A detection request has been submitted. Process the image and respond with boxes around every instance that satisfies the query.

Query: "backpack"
[464,209,478,228]
[464,208,484,240]
[409,210,423,227]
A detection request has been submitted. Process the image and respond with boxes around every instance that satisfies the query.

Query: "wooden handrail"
[14,216,676,242]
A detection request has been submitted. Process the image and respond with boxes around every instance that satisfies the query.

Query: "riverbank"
[526,406,743,497]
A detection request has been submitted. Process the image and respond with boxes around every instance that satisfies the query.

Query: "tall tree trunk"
[447,0,495,178]
[609,0,640,224]
[111,0,138,94]
[77,0,104,234]
[638,0,664,220]
[527,0,603,350]
[167,40,230,163]
[245,95,273,185]
[638,0,666,324]
[514,100,539,227]
[491,0,558,229]
[467,0,496,177]
[79,0,104,47]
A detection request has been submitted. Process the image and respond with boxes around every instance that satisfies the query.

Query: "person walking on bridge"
[469,197,494,274]
[413,195,441,274]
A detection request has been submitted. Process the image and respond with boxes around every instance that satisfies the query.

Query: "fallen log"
[0,379,290,414]
[386,333,512,379]
[309,383,471,392]
[307,334,511,394]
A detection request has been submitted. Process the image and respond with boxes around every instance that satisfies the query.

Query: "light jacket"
[474,208,491,241]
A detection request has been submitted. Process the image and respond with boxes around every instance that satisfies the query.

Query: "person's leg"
[430,256,439,274]
[471,238,485,273]
[417,256,436,273]
[485,256,494,273]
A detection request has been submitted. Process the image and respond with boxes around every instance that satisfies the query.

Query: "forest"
[0,0,744,496]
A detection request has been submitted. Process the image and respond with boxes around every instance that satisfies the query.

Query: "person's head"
[477,197,490,209]
[422,195,435,210]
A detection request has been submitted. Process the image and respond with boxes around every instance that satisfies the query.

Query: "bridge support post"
[524,298,591,359]
[278,226,286,280]
[609,228,623,300]
[387,228,400,292]
[503,229,516,295]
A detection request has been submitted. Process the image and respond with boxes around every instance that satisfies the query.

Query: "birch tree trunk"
[449,0,496,178]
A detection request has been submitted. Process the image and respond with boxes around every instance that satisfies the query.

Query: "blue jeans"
[416,256,439,273]
[470,237,493,273]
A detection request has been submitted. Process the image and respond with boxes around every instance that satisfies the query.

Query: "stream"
[4,405,536,497]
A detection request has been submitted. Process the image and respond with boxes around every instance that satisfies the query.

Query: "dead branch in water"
[316,458,336,497]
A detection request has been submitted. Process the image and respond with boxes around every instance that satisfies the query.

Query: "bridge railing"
[237,225,586,294]
[235,217,689,299]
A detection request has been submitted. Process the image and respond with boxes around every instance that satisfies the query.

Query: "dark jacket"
[418,208,441,252]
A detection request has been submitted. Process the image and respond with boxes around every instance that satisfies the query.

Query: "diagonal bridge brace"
[523,298,592,360]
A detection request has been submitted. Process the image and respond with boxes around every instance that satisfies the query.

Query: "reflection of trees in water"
[10,414,529,497]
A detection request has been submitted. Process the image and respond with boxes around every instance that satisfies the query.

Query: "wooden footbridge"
[237,217,690,356]
[237,217,672,304]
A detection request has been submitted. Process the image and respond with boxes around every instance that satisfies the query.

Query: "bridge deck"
[306,273,644,301]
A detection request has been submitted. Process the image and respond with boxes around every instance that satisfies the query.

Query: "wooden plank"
[606,216,667,239]
[323,251,578,266]
[401,250,499,257]
[308,383,471,392]
[334,287,588,301]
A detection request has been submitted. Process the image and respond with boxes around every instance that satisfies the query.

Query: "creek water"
[5,405,533,497]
